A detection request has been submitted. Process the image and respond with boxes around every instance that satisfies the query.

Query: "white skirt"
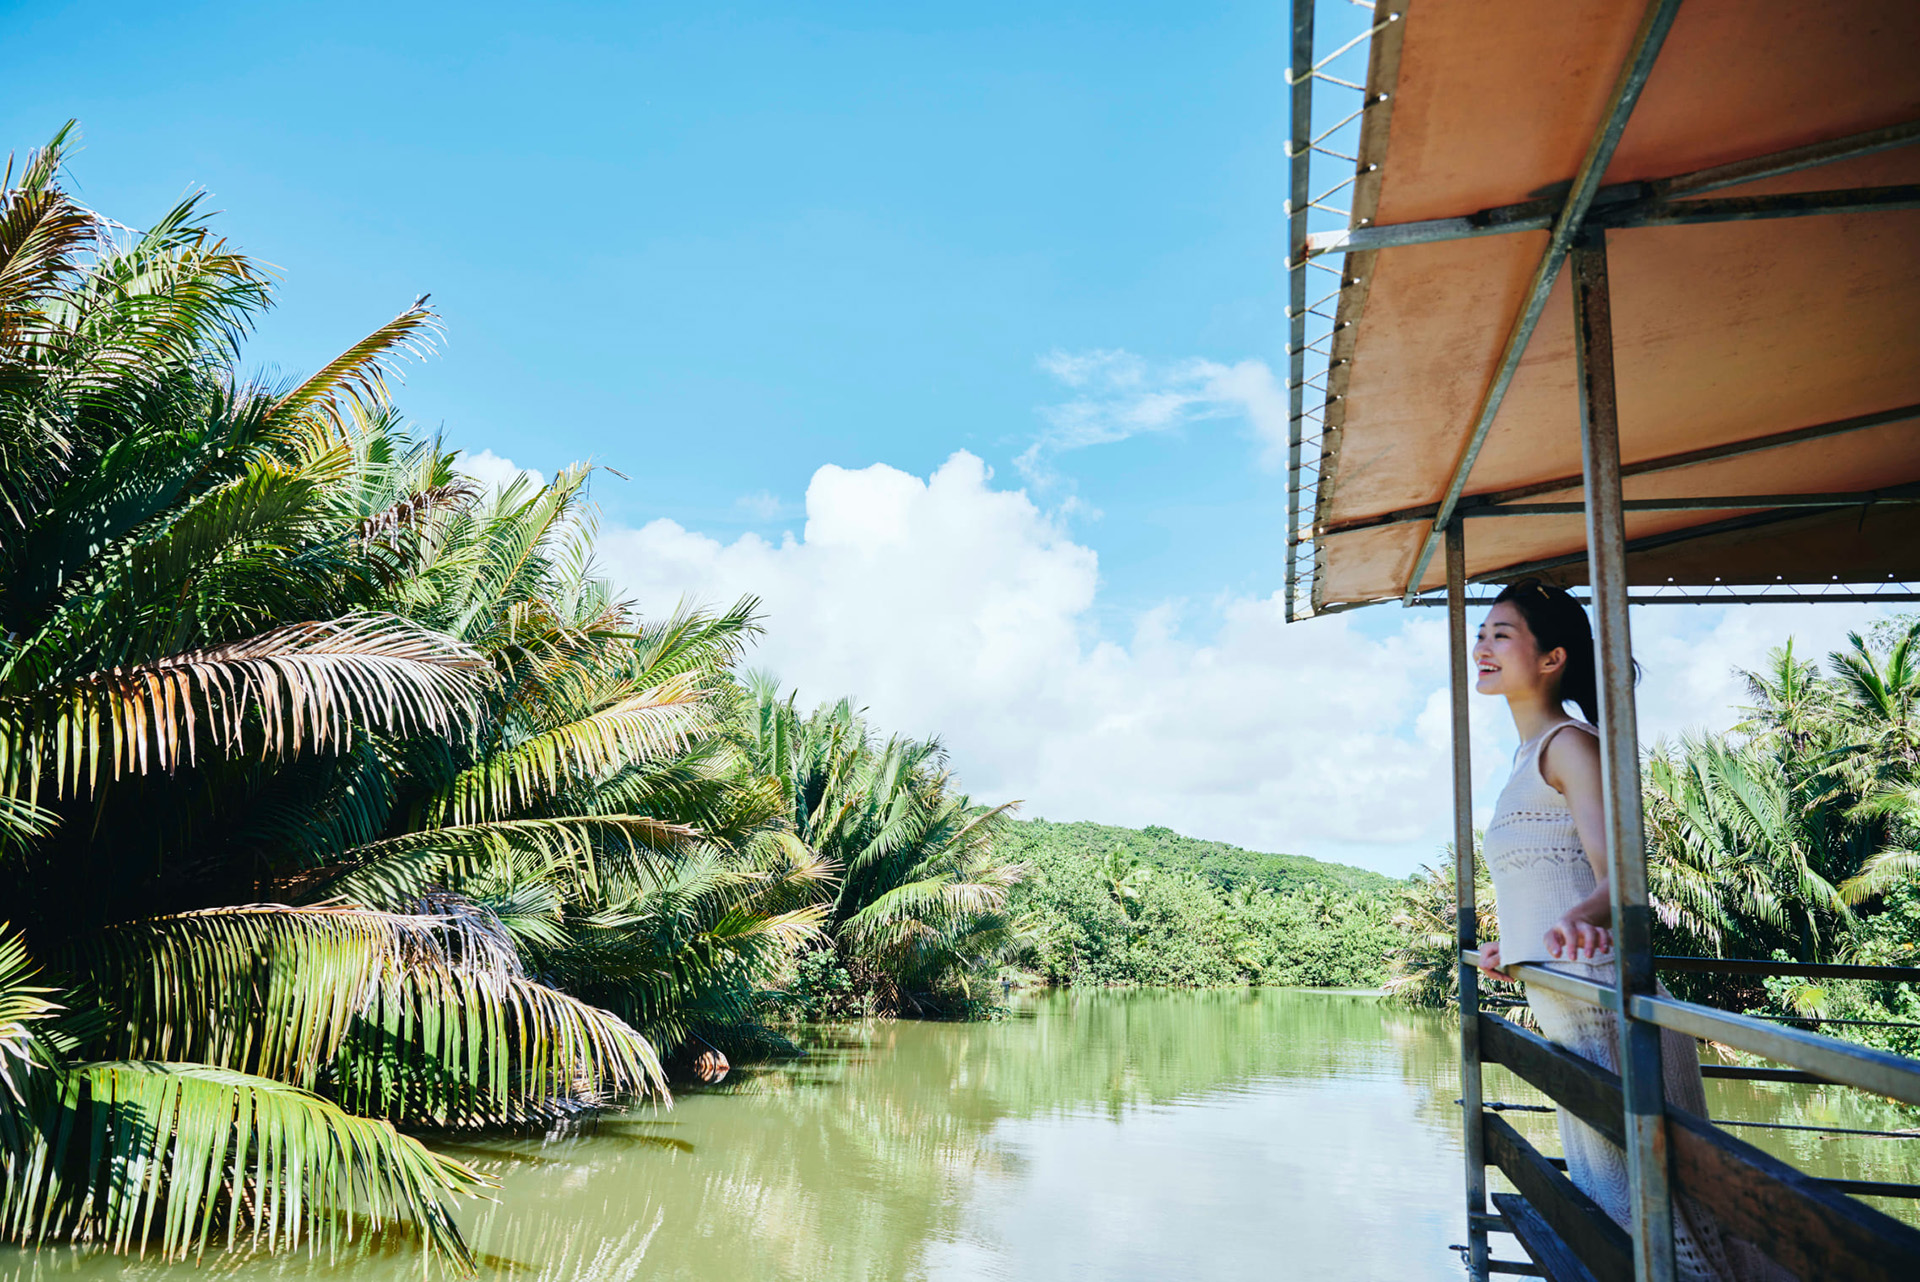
[1523,964,1777,1282]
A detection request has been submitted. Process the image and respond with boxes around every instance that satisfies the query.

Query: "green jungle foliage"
[0,128,1016,1272]
[744,684,1025,1021]
[1005,822,1400,989]
[1003,818,1396,898]
[1385,622,1920,1060]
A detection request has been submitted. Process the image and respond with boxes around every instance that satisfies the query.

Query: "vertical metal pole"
[1283,0,1314,622]
[1572,227,1674,1282]
[1448,519,1488,1281]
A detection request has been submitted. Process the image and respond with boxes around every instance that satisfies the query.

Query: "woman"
[1472,580,1750,1282]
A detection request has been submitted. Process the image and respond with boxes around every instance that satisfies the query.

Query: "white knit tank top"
[1484,720,1610,967]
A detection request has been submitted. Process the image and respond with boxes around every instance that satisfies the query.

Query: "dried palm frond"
[2,614,490,798]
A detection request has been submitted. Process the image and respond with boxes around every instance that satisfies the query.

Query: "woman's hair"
[1492,579,1599,724]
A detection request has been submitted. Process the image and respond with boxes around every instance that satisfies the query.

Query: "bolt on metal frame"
[1284,2,1920,1280]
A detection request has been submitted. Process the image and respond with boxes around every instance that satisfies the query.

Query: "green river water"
[4,988,1916,1281]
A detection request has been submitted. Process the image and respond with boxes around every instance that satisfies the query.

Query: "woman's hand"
[1477,941,1510,981]
[1544,914,1612,963]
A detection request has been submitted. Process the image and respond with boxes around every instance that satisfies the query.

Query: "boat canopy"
[1289,0,1920,614]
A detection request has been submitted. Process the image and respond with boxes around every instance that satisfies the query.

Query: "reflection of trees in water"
[525,989,1480,1280]
[0,990,1601,1281]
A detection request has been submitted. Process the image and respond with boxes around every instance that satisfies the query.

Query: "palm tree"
[1097,849,1153,915]
[744,681,1026,1015]
[0,126,822,1268]
[1383,841,1503,1009]
[1834,619,1920,903]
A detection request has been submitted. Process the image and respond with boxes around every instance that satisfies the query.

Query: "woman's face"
[1471,601,1563,699]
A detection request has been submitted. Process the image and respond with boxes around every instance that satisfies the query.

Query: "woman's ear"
[1540,645,1567,677]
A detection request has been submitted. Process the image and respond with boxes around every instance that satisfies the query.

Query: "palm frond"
[2,614,490,799]
[68,904,449,1086]
[320,815,698,909]
[333,967,665,1128]
[2,1059,486,1269]
[265,300,438,442]
[435,675,712,825]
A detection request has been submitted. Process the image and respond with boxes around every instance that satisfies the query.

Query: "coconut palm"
[1383,841,1503,1009]
[0,126,824,1269]
[745,681,1025,1014]
[1834,619,1920,903]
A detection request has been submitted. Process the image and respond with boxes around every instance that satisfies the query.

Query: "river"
[4,988,1916,1280]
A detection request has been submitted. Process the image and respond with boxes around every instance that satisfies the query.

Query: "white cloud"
[458,449,547,493]
[597,451,1902,876]
[424,445,1897,876]
[1021,349,1288,482]
[734,490,785,522]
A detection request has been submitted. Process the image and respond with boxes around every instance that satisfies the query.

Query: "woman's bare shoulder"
[1539,721,1601,793]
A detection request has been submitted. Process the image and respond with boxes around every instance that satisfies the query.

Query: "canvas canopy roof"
[1295,0,1920,614]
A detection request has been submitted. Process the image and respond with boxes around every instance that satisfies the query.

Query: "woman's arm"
[1540,727,1614,962]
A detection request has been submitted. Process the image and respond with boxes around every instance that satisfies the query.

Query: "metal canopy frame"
[1284,4,1920,1281]
[1282,3,1920,622]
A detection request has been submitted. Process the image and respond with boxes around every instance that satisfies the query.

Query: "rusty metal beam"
[1449,519,1489,1281]
[1597,184,1920,228]
[1572,226,1675,1282]
[1304,118,1920,257]
[1284,0,1316,623]
[1459,487,1920,517]
[1469,505,1866,584]
[1318,404,1920,538]
[1660,117,1920,197]
[1410,592,1920,607]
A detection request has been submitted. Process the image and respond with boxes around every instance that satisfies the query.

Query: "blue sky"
[4,0,1339,619]
[7,1,1891,874]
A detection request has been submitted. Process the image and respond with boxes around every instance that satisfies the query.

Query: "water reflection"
[2,989,1912,1281]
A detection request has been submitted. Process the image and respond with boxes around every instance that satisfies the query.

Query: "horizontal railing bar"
[1462,489,1920,517]
[1712,1118,1920,1140]
[1820,1178,1920,1201]
[1700,1065,1829,1085]
[1631,995,1920,1108]
[1479,954,1920,1105]
[1656,957,1920,982]
[1740,1013,1920,1030]
[1538,1157,1920,1202]
[1303,118,1920,256]
[1478,956,1621,1012]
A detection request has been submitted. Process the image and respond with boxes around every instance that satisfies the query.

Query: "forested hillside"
[1000,819,1397,897]
[1003,820,1400,991]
